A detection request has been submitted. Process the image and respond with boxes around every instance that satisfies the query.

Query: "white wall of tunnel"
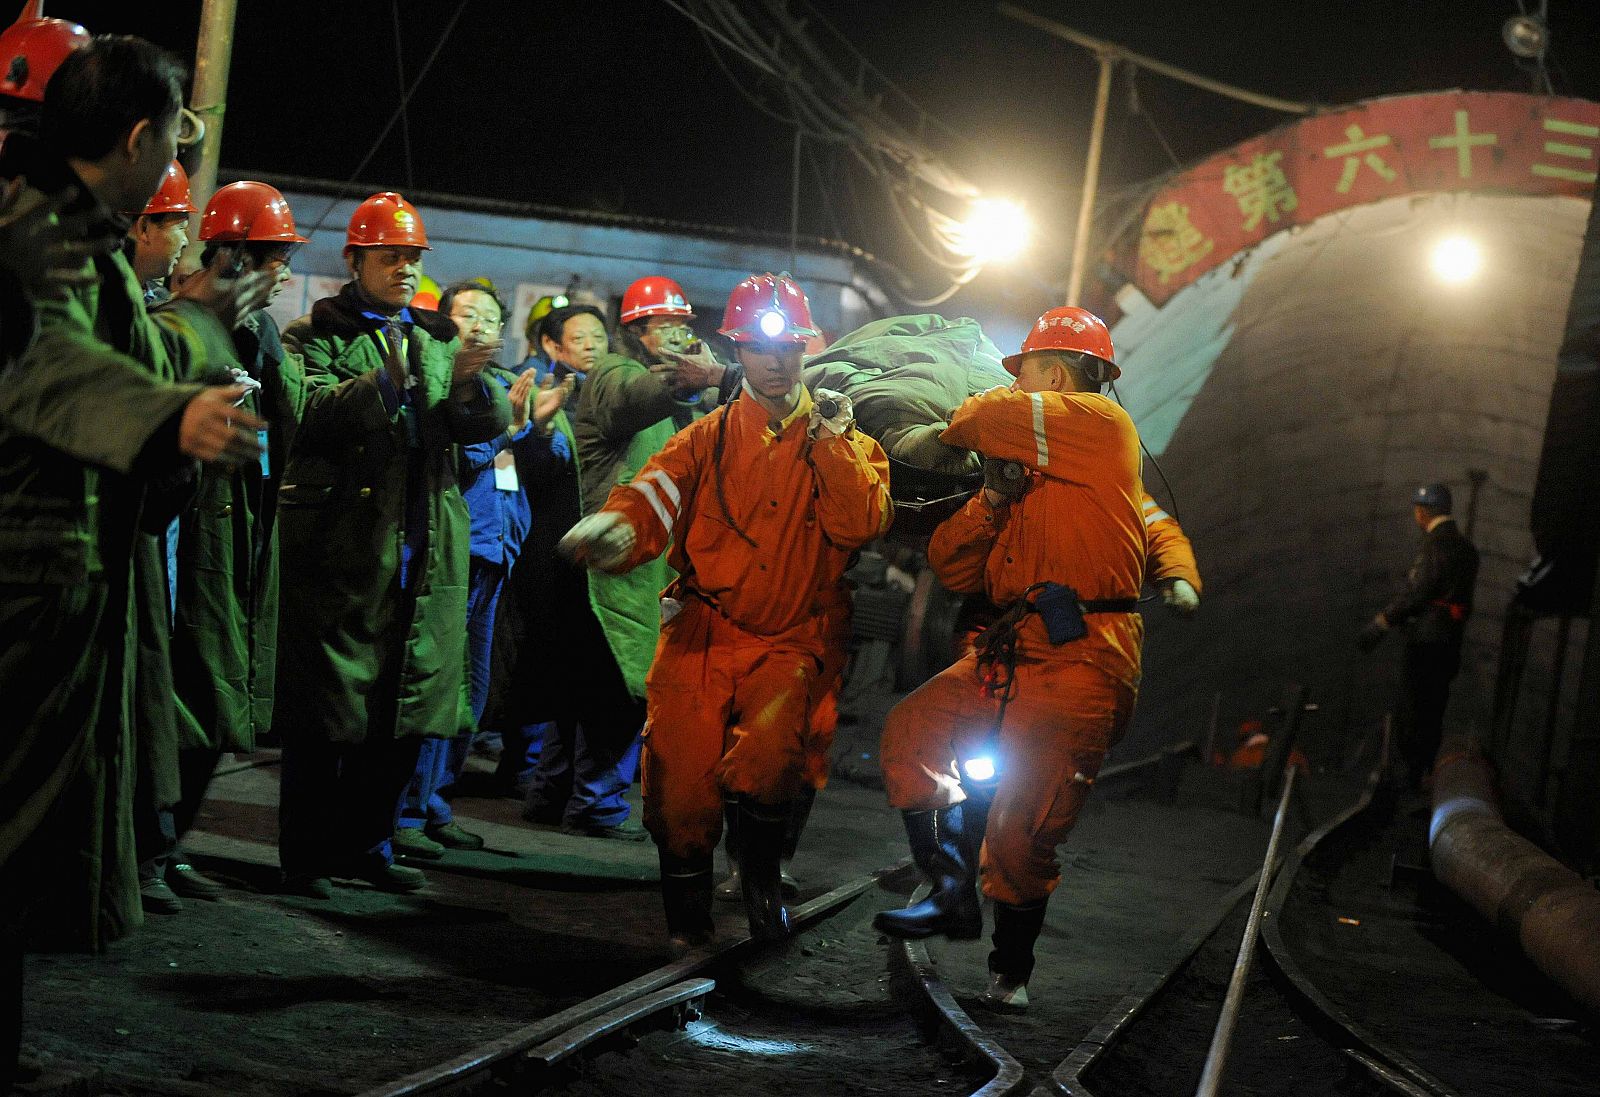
[1111,190,1590,762]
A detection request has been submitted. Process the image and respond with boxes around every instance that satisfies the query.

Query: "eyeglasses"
[452,310,504,332]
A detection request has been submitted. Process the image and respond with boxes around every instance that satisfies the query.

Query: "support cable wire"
[302,0,471,239]
[390,0,415,191]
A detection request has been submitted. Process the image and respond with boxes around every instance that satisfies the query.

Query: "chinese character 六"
[1323,124,1398,194]
[1222,151,1299,231]
[1137,201,1215,285]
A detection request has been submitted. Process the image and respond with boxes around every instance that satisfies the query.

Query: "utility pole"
[1066,51,1115,306]
[188,0,238,217]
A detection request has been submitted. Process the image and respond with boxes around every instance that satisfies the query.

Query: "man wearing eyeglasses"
[393,278,570,859]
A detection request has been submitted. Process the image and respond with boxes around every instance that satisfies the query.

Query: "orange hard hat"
[0,2,88,104]
[620,275,693,324]
[199,180,307,244]
[346,190,430,249]
[718,272,818,346]
[138,160,197,216]
[1002,305,1119,380]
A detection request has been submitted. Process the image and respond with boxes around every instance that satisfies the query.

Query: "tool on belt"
[967,582,1138,784]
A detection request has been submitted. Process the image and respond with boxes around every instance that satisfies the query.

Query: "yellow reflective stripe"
[1029,393,1049,468]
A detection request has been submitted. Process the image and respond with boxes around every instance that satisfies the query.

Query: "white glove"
[808,388,854,439]
[1161,578,1199,616]
[228,368,263,407]
[558,512,637,571]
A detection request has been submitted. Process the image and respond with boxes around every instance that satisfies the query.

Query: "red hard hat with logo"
[346,190,430,249]
[620,275,693,324]
[0,2,89,104]
[1002,305,1119,380]
[717,272,818,346]
[199,181,307,244]
[138,160,197,216]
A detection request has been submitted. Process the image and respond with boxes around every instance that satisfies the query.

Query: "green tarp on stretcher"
[802,313,1011,478]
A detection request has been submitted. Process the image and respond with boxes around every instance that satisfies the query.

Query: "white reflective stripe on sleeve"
[1142,498,1160,511]
[647,469,681,509]
[1029,392,1050,468]
[628,479,673,533]
[1143,507,1171,527]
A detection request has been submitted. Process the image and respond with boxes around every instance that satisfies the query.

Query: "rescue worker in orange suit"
[561,273,891,947]
[875,306,1146,1013]
[1357,483,1479,788]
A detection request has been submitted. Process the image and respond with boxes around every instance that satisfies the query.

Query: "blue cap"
[1413,483,1452,512]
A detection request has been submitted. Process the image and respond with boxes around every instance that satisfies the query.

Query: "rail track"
[358,732,1467,1097]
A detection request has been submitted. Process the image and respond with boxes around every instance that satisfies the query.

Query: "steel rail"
[1258,725,1460,1096]
[1048,719,1448,1097]
[360,857,910,1097]
[1193,764,1298,1096]
[522,978,715,1070]
[898,885,1028,1096]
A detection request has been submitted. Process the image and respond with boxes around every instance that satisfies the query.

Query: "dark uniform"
[1379,513,1480,785]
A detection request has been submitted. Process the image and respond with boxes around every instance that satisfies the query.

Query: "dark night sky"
[45,1,1600,305]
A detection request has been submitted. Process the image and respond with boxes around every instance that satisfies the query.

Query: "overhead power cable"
[302,0,471,238]
[997,2,1317,115]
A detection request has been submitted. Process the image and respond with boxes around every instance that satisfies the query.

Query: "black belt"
[1080,597,1140,614]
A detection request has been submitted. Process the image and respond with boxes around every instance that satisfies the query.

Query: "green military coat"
[0,143,221,949]
[277,284,510,744]
[153,307,306,753]
[571,353,696,698]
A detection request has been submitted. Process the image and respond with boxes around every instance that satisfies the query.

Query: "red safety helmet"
[0,2,88,104]
[137,160,197,216]
[717,272,818,346]
[620,275,693,324]
[199,181,307,244]
[1002,305,1119,380]
[346,190,430,249]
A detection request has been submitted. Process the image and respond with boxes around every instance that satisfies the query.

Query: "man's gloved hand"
[1160,578,1200,616]
[1357,616,1389,653]
[808,388,853,439]
[982,458,1029,502]
[558,512,637,571]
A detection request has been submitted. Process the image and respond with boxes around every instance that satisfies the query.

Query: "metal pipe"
[1196,761,1299,1097]
[1429,738,1600,1015]
[1066,52,1114,306]
[790,126,802,274]
[187,0,237,212]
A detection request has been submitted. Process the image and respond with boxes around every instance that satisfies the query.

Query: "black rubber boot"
[872,804,982,940]
[715,797,741,902]
[660,850,715,951]
[735,796,792,941]
[782,785,816,861]
[984,897,1049,1010]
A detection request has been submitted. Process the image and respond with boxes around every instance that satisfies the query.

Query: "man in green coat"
[276,191,510,898]
[0,35,268,1082]
[143,181,311,908]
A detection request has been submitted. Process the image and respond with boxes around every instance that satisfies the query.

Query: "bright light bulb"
[957,198,1030,264]
[759,310,787,337]
[962,756,997,782]
[1430,236,1483,285]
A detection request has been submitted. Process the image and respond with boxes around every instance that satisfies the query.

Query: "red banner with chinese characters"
[1118,91,1599,305]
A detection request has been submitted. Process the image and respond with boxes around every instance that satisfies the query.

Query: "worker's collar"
[741,378,811,434]
[1426,514,1454,533]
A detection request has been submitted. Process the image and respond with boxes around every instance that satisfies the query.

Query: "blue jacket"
[460,364,534,566]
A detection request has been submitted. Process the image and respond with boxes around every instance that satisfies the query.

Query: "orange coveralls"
[600,386,891,858]
[880,388,1146,907]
